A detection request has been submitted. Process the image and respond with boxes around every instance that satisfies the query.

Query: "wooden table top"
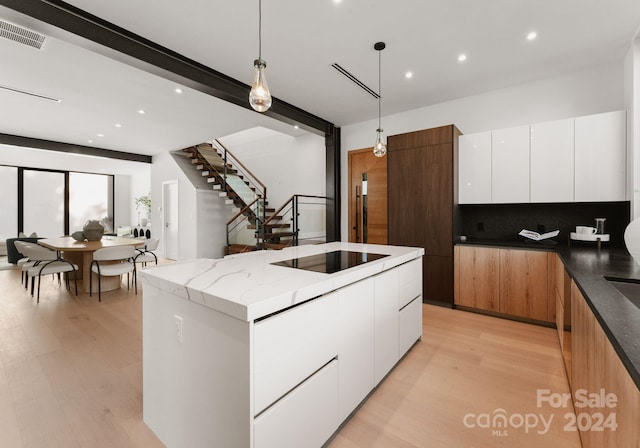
[38,236,145,252]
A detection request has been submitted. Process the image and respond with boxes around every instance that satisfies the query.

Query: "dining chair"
[90,246,137,301]
[134,237,159,267]
[20,244,78,303]
[13,241,38,286]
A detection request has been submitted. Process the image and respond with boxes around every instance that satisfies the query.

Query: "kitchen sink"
[604,276,640,311]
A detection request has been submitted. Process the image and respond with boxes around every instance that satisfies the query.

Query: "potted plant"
[135,193,151,226]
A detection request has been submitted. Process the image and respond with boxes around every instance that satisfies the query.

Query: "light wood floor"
[0,265,581,448]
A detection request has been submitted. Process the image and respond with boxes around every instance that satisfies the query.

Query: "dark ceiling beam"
[0,133,152,163]
[0,0,335,136]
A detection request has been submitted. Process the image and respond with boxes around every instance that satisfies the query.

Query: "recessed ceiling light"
[88,139,93,144]
[405,71,413,79]
[174,87,183,94]
[294,125,299,129]
[457,54,467,62]
[527,31,538,41]
[138,109,145,115]
[333,0,342,4]
[97,133,104,137]
[114,123,122,128]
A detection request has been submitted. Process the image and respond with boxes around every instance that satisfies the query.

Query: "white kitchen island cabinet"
[140,242,423,448]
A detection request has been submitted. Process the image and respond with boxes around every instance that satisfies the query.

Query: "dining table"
[38,236,145,294]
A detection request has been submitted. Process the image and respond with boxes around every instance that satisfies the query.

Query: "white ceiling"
[1,0,640,157]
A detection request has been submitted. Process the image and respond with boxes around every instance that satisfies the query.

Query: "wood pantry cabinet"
[571,282,640,448]
[454,245,552,323]
[388,125,461,306]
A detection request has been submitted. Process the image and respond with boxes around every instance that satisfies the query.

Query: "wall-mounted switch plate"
[174,315,183,343]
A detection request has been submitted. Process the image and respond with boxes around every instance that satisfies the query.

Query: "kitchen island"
[139,242,424,448]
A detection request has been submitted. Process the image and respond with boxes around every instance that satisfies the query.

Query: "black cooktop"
[271,250,389,274]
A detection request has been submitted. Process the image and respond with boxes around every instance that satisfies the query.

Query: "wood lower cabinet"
[454,245,499,312]
[455,246,551,322]
[499,249,548,320]
[571,281,640,448]
[549,253,572,376]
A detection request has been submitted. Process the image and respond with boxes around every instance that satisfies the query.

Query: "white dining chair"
[134,237,159,267]
[20,244,78,303]
[13,241,39,286]
[90,246,137,301]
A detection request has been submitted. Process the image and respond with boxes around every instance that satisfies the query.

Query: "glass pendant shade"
[373,128,387,157]
[249,58,271,112]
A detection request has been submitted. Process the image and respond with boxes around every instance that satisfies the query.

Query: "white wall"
[627,38,640,218]
[151,151,232,260]
[219,130,326,208]
[340,62,626,239]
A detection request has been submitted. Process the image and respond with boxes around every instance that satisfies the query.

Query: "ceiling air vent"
[0,19,47,50]
[331,63,379,99]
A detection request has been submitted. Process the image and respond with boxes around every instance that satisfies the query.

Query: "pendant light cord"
[378,48,381,130]
[258,0,262,60]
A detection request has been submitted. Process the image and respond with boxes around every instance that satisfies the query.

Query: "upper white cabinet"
[574,110,626,202]
[530,118,575,202]
[492,125,530,203]
[458,110,626,204]
[458,132,491,203]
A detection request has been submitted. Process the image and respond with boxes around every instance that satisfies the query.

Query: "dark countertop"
[556,246,640,389]
[455,238,640,389]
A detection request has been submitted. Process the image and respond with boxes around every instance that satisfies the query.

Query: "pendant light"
[373,41,386,157]
[249,0,272,112]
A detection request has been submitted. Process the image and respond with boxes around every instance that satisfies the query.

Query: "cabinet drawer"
[397,259,422,308]
[254,359,338,448]
[254,293,338,414]
[399,296,422,356]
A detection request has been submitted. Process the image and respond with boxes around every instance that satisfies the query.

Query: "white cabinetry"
[338,278,375,421]
[530,118,574,202]
[397,259,422,356]
[574,110,626,202]
[458,111,626,204]
[142,247,423,448]
[458,131,491,203]
[399,297,423,355]
[254,360,338,448]
[254,292,338,414]
[374,268,399,384]
[492,125,530,203]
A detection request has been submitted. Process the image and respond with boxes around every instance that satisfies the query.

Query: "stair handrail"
[212,139,267,200]
[262,194,328,247]
[263,194,327,226]
[226,197,260,226]
[226,197,262,248]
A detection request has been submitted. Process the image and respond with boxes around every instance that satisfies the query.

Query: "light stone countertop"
[139,242,424,322]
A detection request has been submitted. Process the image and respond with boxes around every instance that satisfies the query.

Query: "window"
[0,166,18,240]
[23,169,65,237]
[69,172,113,233]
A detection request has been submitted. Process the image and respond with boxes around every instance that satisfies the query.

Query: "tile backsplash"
[459,201,630,247]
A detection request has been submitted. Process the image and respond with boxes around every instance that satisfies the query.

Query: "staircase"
[182,141,296,253]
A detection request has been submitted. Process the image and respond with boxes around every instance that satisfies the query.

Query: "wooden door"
[348,148,387,244]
